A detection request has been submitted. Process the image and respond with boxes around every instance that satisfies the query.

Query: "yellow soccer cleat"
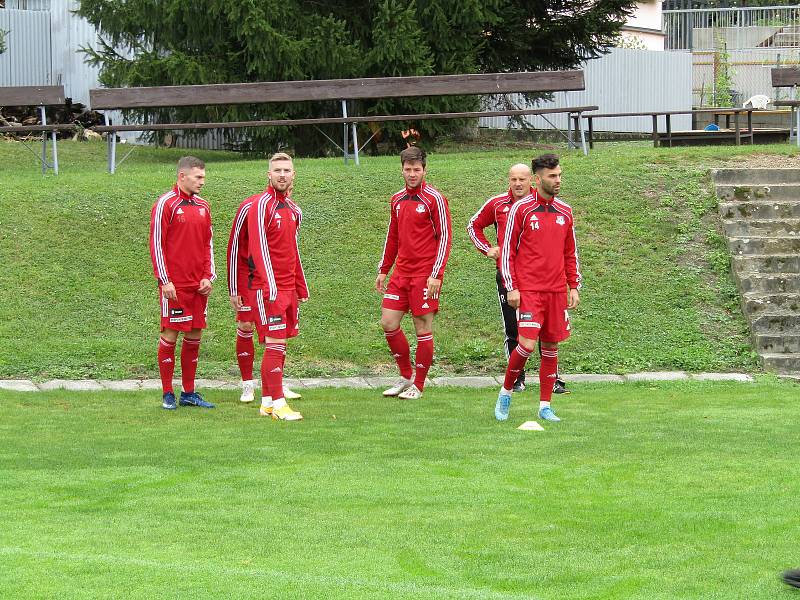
[272,404,303,421]
[259,404,273,417]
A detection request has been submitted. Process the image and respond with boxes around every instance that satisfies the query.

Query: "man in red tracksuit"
[376,146,452,400]
[150,156,216,410]
[227,186,303,405]
[247,152,308,421]
[467,163,569,395]
[495,154,581,422]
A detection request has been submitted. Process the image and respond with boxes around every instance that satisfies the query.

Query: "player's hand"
[375,273,387,293]
[486,246,500,260]
[426,277,442,299]
[198,279,212,296]
[161,282,177,301]
[298,296,309,303]
[506,289,520,309]
[230,295,243,311]
[568,288,580,309]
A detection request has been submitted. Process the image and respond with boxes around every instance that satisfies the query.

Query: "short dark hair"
[400,146,426,167]
[532,154,559,173]
[177,156,205,173]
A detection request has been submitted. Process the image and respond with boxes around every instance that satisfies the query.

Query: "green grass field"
[2,139,792,381]
[2,380,799,598]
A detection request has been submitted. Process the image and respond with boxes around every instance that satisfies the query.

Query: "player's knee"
[540,341,558,350]
[380,316,399,332]
[517,336,537,351]
[237,321,255,333]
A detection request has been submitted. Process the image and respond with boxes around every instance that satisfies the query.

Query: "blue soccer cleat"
[538,405,561,422]
[495,391,511,421]
[179,391,215,408]
[162,391,177,410]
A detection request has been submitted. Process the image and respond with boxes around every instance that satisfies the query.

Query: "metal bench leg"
[576,114,588,156]
[341,100,349,165]
[40,107,48,175]
[352,122,360,166]
[51,128,59,175]
[105,113,116,174]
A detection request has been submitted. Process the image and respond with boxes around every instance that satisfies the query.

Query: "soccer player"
[467,163,569,395]
[150,156,216,410]
[376,146,452,399]
[247,152,308,421]
[227,179,302,404]
[495,154,581,422]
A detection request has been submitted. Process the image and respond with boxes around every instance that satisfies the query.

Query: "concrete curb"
[0,372,758,392]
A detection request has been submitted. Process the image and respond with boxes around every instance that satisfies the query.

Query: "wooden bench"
[582,107,758,149]
[89,71,597,172]
[0,85,77,174]
[771,67,800,147]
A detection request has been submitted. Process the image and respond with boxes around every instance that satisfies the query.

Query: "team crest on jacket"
[555,215,565,225]
[416,204,426,213]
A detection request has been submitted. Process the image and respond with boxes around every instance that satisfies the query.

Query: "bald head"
[508,163,533,200]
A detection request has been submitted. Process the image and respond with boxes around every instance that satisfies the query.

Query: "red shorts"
[382,275,439,316]
[160,286,208,332]
[254,288,300,342]
[235,286,256,323]
[517,291,571,343]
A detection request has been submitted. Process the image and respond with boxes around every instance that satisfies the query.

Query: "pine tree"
[77,0,638,154]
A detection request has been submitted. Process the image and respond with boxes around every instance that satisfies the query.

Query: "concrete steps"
[714,168,800,375]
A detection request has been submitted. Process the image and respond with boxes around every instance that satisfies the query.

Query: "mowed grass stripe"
[1,380,798,598]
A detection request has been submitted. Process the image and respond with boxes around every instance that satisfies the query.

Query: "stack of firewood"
[0,99,105,140]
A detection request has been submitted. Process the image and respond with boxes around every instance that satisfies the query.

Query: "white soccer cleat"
[283,386,302,400]
[240,379,255,403]
[397,384,423,400]
[382,377,413,397]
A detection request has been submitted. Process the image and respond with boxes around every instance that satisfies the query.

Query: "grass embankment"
[1,140,789,380]
[1,380,798,598]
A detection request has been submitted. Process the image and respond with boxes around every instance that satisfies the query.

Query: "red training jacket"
[500,190,581,293]
[466,187,533,269]
[226,197,254,297]
[149,185,216,289]
[378,182,452,280]
[247,186,309,302]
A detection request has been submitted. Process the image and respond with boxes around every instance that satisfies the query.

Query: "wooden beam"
[772,67,800,87]
[91,105,599,133]
[0,124,77,133]
[89,71,585,109]
[0,85,66,106]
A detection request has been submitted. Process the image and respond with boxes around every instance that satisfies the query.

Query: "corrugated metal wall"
[48,0,102,105]
[5,0,51,10]
[0,9,51,86]
[480,48,693,133]
[1,1,102,106]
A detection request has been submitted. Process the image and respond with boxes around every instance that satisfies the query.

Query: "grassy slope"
[1,380,799,598]
[0,140,790,380]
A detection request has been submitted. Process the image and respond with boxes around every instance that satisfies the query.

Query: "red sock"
[236,328,255,381]
[261,343,286,401]
[503,344,532,390]
[181,337,201,393]
[539,347,559,402]
[414,332,433,390]
[385,328,413,380]
[158,337,176,394]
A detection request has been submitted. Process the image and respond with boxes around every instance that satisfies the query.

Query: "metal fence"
[691,47,800,107]
[480,48,693,133]
[664,5,800,51]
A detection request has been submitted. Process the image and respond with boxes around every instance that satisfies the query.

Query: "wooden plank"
[89,71,585,109]
[772,67,800,87]
[0,86,66,106]
[0,124,77,133]
[92,105,599,132]
[583,108,753,119]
